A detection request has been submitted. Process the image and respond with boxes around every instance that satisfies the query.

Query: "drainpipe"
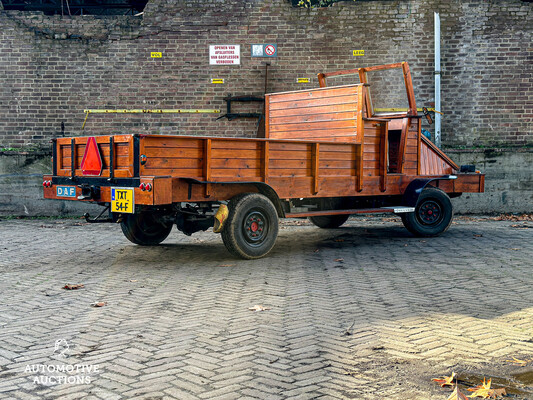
[434,12,441,148]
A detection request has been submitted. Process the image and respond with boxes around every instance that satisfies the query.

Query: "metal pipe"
[435,12,441,148]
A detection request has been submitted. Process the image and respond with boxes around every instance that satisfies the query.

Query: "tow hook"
[77,184,100,200]
[213,204,229,233]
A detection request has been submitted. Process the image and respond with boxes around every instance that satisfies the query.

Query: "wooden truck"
[43,62,484,259]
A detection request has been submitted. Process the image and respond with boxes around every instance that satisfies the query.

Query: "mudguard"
[403,175,457,207]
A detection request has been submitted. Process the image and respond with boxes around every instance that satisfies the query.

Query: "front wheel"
[401,187,453,237]
[221,193,279,259]
[120,212,173,245]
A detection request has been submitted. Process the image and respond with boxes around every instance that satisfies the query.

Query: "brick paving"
[0,216,532,399]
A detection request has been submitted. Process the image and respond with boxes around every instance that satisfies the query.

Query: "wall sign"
[353,50,365,56]
[151,52,162,58]
[209,45,240,65]
[211,78,225,84]
[251,44,277,58]
[297,78,310,83]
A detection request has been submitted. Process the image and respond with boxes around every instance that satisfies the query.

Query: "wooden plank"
[401,62,418,116]
[269,150,315,161]
[379,122,388,192]
[204,139,211,197]
[144,147,203,158]
[268,94,358,111]
[269,128,357,139]
[263,141,269,183]
[269,119,357,133]
[144,137,202,148]
[312,143,319,194]
[397,118,410,173]
[318,73,326,88]
[268,86,359,103]
[360,62,403,72]
[265,95,270,138]
[269,103,358,118]
[270,111,357,126]
[144,158,203,169]
[270,159,310,169]
[320,168,355,176]
[318,160,355,169]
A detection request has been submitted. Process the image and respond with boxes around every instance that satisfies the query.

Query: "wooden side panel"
[419,139,456,175]
[142,136,204,179]
[266,85,362,142]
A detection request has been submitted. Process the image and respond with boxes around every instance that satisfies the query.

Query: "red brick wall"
[0,0,531,150]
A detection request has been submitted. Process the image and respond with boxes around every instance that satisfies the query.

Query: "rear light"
[43,180,52,187]
[145,183,152,192]
[139,182,152,191]
[139,183,146,191]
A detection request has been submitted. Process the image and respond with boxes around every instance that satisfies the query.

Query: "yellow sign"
[111,188,134,214]
[297,78,310,83]
[353,50,365,56]
[211,78,225,84]
[151,52,162,58]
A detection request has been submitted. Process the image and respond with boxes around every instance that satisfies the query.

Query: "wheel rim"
[417,200,443,225]
[242,209,268,247]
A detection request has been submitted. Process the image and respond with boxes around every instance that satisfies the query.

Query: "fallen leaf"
[91,302,107,307]
[447,385,469,400]
[63,284,84,290]
[314,249,320,253]
[474,234,483,237]
[217,264,235,267]
[467,378,506,398]
[334,258,344,262]
[248,305,270,312]
[433,371,456,387]
[505,356,532,366]
[468,377,491,393]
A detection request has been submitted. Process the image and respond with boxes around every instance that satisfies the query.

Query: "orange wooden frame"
[317,62,418,118]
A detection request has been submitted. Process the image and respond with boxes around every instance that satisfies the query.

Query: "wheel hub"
[244,212,267,245]
[418,200,442,225]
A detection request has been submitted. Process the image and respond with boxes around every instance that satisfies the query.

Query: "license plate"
[111,188,134,214]
[56,186,76,198]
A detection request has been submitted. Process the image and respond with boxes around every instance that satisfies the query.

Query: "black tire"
[221,193,279,259]
[120,212,173,245]
[401,187,453,237]
[308,215,349,229]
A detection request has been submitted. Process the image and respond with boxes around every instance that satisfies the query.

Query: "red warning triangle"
[80,137,103,176]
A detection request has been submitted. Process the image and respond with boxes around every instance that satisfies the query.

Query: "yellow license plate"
[111,188,134,214]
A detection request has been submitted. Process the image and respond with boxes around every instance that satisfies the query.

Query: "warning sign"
[251,44,277,58]
[209,45,240,65]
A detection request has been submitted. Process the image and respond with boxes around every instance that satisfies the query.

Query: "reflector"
[80,137,103,176]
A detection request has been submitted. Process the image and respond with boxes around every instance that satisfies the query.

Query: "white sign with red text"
[209,45,240,65]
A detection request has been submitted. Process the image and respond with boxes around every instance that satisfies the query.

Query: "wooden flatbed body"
[43,62,484,259]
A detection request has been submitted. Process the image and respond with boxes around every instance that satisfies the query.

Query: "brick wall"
[0,0,531,150]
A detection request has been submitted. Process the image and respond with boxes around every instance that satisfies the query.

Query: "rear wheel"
[120,211,173,245]
[221,193,279,259]
[401,187,453,237]
[308,215,349,229]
